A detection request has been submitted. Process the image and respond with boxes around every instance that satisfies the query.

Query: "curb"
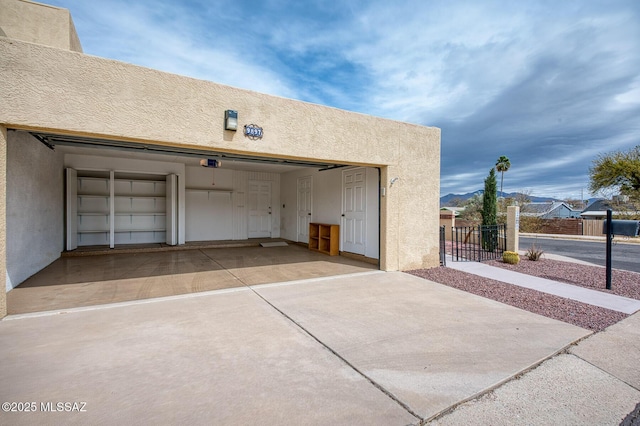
[520,233,640,245]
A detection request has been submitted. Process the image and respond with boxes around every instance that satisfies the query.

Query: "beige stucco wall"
[0,0,441,318]
[6,131,65,290]
[0,0,82,52]
[0,127,7,318]
[0,37,441,266]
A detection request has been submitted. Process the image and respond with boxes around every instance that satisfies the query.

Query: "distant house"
[520,202,580,219]
[580,199,637,220]
[440,206,465,216]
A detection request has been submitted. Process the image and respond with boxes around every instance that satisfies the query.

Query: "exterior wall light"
[224,110,238,131]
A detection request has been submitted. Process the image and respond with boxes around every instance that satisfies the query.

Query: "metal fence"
[448,224,506,262]
[439,226,446,266]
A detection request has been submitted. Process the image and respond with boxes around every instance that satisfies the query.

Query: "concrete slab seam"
[3,267,381,321]
[423,334,593,424]
[568,352,640,393]
[1,285,253,321]
[249,285,424,424]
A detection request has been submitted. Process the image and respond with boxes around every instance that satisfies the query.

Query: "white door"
[166,174,177,245]
[342,168,366,255]
[65,168,78,251]
[248,181,272,238]
[297,176,312,242]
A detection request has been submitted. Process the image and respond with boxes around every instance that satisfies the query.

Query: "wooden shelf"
[309,223,339,256]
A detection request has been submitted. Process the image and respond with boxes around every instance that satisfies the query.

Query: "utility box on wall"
[603,220,640,237]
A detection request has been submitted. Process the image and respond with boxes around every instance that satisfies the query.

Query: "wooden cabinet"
[309,223,339,256]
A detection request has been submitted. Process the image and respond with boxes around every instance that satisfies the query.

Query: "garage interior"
[6,130,381,314]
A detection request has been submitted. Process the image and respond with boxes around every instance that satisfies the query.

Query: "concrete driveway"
[0,271,589,425]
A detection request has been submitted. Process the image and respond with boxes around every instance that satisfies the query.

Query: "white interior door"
[342,168,366,255]
[65,168,78,251]
[297,176,312,242]
[166,174,177,245]
[248,181,272,238]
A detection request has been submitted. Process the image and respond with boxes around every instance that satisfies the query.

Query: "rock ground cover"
[407,259,634,331]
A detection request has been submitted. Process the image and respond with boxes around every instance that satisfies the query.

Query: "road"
[520,236,640,273]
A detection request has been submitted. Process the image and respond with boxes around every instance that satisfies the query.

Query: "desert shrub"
[525,244,544,261]
[502,251,520,264]
[519,216,545,233]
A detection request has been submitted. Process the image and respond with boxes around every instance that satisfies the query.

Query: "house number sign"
[244,124,263,140]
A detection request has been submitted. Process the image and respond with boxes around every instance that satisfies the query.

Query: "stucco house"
[580,199,638,220]
[0,0,441,318]
[520,202,580,219]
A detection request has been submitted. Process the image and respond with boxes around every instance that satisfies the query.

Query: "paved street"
[520,236,640,273]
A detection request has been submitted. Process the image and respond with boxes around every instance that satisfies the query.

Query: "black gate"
[448,224,506,262]
[439,225,446,266]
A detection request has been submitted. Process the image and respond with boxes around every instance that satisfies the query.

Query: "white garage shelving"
[77,176,111,246]
[113,178,166,245]
[71,172,170,247]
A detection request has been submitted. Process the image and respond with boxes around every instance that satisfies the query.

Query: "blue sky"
[45,0,640,200]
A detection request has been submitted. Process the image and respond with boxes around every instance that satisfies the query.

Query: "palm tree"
[495,155,511,199]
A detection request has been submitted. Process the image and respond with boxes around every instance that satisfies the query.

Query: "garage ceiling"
[29,131,347,173]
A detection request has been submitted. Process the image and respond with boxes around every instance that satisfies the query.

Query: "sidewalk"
[436,256,640,424]
[446,257,640,314]
[431,310,640,425]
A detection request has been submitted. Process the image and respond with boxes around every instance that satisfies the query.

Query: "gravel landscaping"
[407,261,632,332]
[486,257,640,300]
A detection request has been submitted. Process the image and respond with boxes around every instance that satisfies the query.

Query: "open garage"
[5,131,380,314]
[0,0,441,317]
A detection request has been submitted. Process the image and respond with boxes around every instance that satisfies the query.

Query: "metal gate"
[448,224,506,262]
[439,225,446,266]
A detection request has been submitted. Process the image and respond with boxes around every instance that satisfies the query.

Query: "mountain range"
[440,191,560,206]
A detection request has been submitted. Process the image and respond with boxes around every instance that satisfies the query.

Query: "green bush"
[502,251,520,264]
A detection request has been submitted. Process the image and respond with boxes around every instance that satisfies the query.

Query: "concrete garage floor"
[0,272,590,424]
[7,243,377,315]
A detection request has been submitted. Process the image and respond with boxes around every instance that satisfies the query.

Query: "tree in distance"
[481,168,499,251]
[589,145,640,203]
[495,155,511,198]
[482,168,497,226]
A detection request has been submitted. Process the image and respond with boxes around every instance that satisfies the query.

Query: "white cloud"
[43,0,640,199]
[57,0,300,98]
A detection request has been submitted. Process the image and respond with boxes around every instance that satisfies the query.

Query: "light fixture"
[224,110,238,131]
[390,177,399,186]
